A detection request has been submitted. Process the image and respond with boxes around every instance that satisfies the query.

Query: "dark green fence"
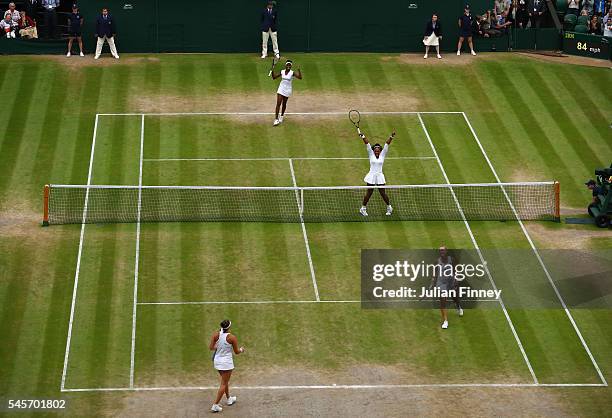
[0,0,559,54]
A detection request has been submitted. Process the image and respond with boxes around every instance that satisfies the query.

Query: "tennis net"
[42,182,560,225]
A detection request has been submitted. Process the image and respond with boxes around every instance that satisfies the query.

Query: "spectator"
[95,8,119,59]
[1,13,17,38]
[528,0,546,28]
[23,0,39,20]
[603,8,612,35]
[582,0,594,14]
[515,0,529,27]
[18,11,37,39]
[41,0,58,39]
[5,3,20,24]
[588,14,602,32]
[423,13,443,59]
[457,5,477,55]
[495,10,514,32]
[260,1,279,59]
[67,4,84,57]
[495,0,510,15]
[594,0,606,15]
[568,0,581,16]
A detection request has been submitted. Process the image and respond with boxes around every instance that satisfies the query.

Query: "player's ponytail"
[220,319,231,332]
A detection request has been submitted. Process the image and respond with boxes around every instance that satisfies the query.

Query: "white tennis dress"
[364,143,389,185]
[277,69,294,97]
[213,331,234,371]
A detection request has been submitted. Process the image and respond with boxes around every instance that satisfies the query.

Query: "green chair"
[574,24,589,33]
[564,13,577,30]
[576,15,589,26]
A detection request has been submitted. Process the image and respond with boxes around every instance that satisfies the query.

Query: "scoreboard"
[563,32,612,60]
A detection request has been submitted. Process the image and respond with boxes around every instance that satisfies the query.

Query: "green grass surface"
[0,53,611,416]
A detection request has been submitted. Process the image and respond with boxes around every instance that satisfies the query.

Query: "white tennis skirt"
[364,172,386,185]
[423,33,439,46]
[214,357,234,371]
[277,83,292,98]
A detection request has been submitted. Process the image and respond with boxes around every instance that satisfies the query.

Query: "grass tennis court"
[1,53,611,416]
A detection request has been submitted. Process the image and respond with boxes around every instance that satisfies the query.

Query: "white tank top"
[279,69,293,88]
[213,331,234,369]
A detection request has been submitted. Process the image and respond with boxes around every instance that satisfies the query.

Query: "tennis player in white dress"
[209,320,245,413]
[358,128,396,216]
[271,59,302,126]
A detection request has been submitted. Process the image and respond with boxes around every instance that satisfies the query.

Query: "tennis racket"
[268,56,279,77]
[349,109,361,132]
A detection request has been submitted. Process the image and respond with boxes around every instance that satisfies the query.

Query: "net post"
[554,181,560,222]
[42,184,50,226]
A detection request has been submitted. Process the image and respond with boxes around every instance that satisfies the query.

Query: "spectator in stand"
[95,8,119,59]
[594,0,606,15]
[588,14,602,32]
[583,0,595,14]
[495,10,514,32]
[5,3,20,24]
[423,13,443,59]
[515,0,529,27]
[18,11,37,38]
[1,13,17,38]
[260,1,279,59]
[495,0,510,15]
[67,4,84,57]
[568,0,581,16]
[602,8,612,34]
[457,5,477,55]
[41,0,58,39]
[24,0,39,20]
[528,0,546,28]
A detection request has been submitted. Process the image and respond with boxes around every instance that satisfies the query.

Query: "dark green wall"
[77,0,494,53]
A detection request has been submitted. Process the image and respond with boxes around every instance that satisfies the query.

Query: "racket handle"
[357,127,362,135]
[268,70,272,77]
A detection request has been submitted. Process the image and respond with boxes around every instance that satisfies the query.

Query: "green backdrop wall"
[0,0,558,54]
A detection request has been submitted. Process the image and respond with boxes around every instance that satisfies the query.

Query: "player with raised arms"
[353,113,395,217]
[271,59,302,126]
[209,319,245,413]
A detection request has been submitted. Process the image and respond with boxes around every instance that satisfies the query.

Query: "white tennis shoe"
[471,50,476,56]
[273,119,280,126]
[457,306,464,317]
[441,320,448,329]
[211,404,223,412]
[80,52,85,57]
[423,54,428,59]
[279,115,284,123]
[437,54,442,59]
[359,206,368,217]
[226,396,237,406]
[66,52,71,57]
[457,50,461,55]
[386,205,393,216]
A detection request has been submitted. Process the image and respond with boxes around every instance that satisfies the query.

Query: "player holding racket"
[271,60,302,126]
[209,319,245,413]
[357,125,395,217]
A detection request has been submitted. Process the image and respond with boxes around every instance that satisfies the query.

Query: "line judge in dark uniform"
[457,5,476,56]
[260,0,279,59]
[423,13,443,59]
[94,8,119,60]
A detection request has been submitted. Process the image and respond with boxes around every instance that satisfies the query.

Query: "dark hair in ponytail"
[220,319,231,332]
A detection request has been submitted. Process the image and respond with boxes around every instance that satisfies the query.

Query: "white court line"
[417,113,539,385]
[97,111,464,117]
[289,158,320,302]
[60,114,99,391]
[137,299,500,306]
[461,112,608,386]
[129,115,145,389]
[60,382,607,393]
[144,156,437,162]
